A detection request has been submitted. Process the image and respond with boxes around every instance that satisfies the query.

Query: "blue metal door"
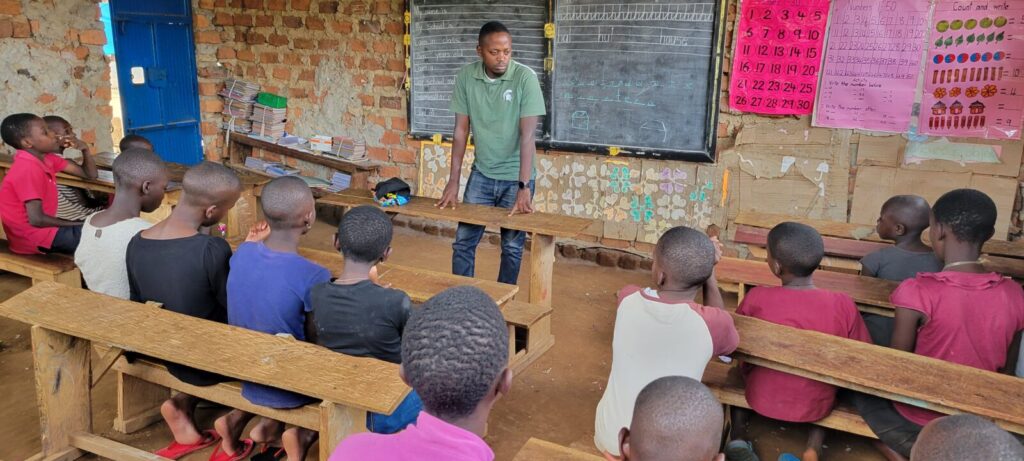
[109,0,203,165]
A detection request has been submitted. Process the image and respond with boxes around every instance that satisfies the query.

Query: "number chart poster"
[814,0,930,132]
[919,1,1024,140]
[730,0,830,115]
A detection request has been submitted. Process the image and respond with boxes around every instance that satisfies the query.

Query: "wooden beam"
[113,371,168,434]
[31,326,92,456]
[70,432,172,461]
[529,234,556,307]
[92,346,124,387]
[319,402,368,461]
[23,447,83,461]
[513,438,604,461]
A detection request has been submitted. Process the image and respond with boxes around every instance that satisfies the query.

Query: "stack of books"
[330,136,367,162]
[243,156,267,171]
[326,171,352,193]
[263,162,301,177]
[219,77,260,133]
[249,104,287,140]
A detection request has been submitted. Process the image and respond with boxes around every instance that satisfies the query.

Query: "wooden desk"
[227,132,381,190]
[317,189,602,307]
[733,313,1024,435]
[715,257,898,316]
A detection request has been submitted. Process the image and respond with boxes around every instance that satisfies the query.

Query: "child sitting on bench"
[855,189,1024,461]
[911,414,1024,461]
[860,195,944,346]
[0,113,97,254]
[330,286,511,460]
[619,376,725,461]
[311,205,422,434]
[44,115,105,221]
[126,162,242,460]
[214,176,331,461]
[730,222,872,461]
[594,226,738,460]
[75,148,168,299]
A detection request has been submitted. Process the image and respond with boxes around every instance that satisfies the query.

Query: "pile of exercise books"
[244,157,300,177]
[330,136,368,162]
[219,77,260,133]
[325,171,352,193]
[249,104,287,140]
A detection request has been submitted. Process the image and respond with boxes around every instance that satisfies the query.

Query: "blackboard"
[409,0,548,137]
[550,0,725,160]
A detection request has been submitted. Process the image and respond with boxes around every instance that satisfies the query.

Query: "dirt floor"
[0,220,885,460]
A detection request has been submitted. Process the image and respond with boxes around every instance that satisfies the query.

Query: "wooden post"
[224,187,258,241]
[319,402,367,460]
[31,326,91,457]
[113,371,169,434]
[529,233,556,307]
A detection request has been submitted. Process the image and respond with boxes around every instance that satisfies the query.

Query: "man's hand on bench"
[509,189,534,216]
[435,182,459,210]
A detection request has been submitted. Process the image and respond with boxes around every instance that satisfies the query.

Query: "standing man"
[435,21,546,285]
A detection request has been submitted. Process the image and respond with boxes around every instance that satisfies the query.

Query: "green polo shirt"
[450,60,546,181]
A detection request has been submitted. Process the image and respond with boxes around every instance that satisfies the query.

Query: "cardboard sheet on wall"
[856,134,904,167]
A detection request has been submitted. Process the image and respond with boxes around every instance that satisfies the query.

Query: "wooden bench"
[2,282,409,461]
[0,239,81,287]
[715,257,898,317]
[723,313,1024,436]
[317,189,602,308]
[513,438,604,461]
[734,211,1024,279]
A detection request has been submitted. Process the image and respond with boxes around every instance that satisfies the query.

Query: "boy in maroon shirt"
[0,113,98,254]
[729,222,872,461]
[855,189,1024,461]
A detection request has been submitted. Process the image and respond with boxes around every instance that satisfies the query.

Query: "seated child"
[619,376,725,461]
[120,134,154,151]
[911,414,1024,461]
[855,189,1024,460]
[860,195,944,346]
[125,161,242,459]
[329,286,511,461]
[213,176,331,461]
[594,226,738,459]
[311,205,422,434]
[0,113,96,254]
[730,222,872,461]
[44,115,104,221]
[74,148,168,299]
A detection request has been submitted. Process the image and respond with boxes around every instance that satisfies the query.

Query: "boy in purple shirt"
[329,285,511,461]
[215,176,330,461]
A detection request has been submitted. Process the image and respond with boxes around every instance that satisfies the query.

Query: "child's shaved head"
[337,205,392,264]
[655,226,715,288]
[43,115,71,132]
[881,195,931,233]
[911,414,1024,461]
[113,148,167,187]
[932,189,997,245]
[402,286,508,420]
[181,161,241,208]
[119,134,154,152]
[625,376,723,461]
[768,222,824,277]
[260,176,314,229]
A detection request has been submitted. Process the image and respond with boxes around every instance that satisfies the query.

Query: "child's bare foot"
[282,427,318,461]
[161,394,202,444]
[214,409,256,455]
[803,426,825,461]
[801,447,820,461]
[250,417,285,445]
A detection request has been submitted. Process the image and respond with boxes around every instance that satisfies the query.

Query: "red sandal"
[208,438,255,461]
[154,430,221,460]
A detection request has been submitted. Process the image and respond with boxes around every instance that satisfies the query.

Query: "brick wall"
[0,0,113,153]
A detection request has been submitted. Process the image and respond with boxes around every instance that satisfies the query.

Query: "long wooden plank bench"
[2,282,409,461]
[513,438,604,461]
[0,239,81,287]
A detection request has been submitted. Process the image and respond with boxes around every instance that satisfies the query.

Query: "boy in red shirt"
[730,222,872,461]
[0,113,98,254]
[855,189,1024,461]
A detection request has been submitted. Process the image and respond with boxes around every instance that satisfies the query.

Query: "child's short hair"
[112,148,165,187]
[882,195,931,232]
[337,205,392,264]
[401,286,508,420]
[630,376,723,460]
[260,176,313,229]
[768,222,824,277]
[119,134,154,152]
[655,226,715,287]
[181,161,241,207]
[932,189,997,245]
[911,414,1024,461]
[1,113,41,149]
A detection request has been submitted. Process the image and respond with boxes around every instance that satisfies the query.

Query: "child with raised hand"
[43,115,105,221]
[0,113,96,254]
[75,148,168,299]
[855,189,1024,461]
[329,286,511,461]
[910,414,1024,461]
[619,376,725,461]
[311,205,422,434]
[730,222,872,461]
[125,161,242,460]
[594,226,738,460]
[212,176,331,461]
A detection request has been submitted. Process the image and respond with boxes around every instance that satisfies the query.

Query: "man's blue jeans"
[452,169,535,285]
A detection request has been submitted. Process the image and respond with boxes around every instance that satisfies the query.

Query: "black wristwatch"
[517,181,527,190]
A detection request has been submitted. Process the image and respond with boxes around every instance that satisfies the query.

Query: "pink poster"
[813,0,930,132]
[729,0,830,115]
[919,1,1024,140]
